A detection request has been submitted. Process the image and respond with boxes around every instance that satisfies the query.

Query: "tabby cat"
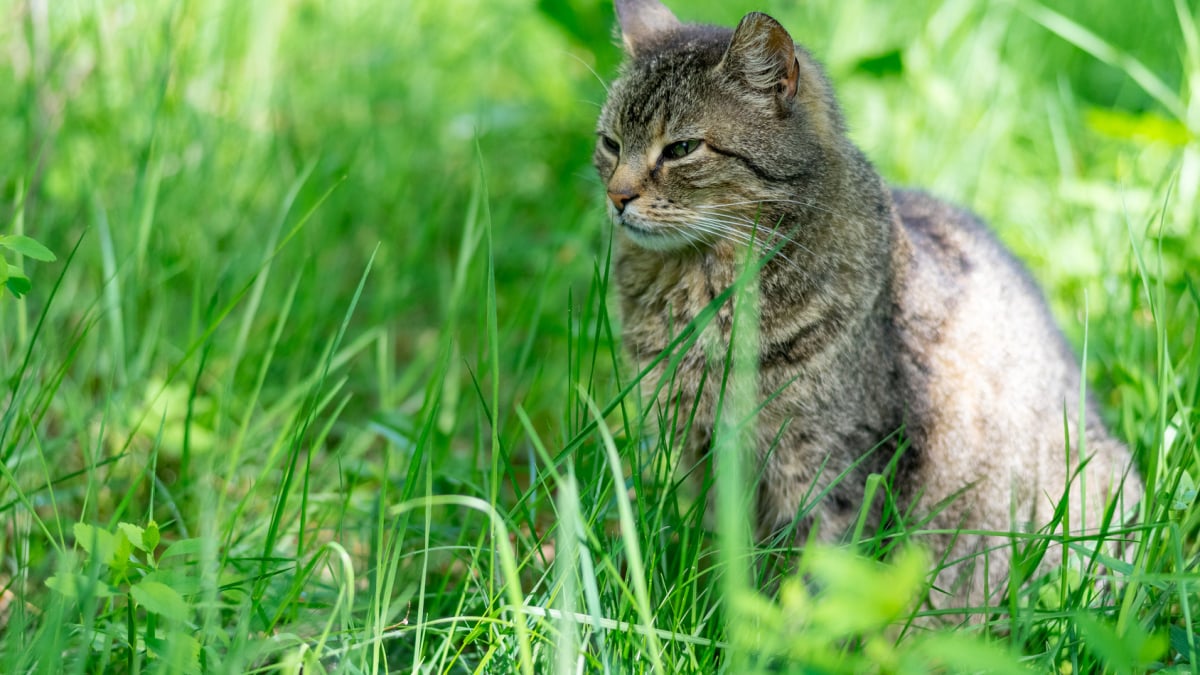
[594,0,1142,608]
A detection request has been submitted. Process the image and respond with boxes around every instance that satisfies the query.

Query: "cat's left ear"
[719,12,800,101]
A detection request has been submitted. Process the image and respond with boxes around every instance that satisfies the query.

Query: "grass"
[1,0,1198,672]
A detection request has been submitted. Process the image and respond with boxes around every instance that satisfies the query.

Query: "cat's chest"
[614,242,739,359]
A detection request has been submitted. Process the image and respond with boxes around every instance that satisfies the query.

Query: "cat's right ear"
[720,13,801,101]
[614,0,680,56]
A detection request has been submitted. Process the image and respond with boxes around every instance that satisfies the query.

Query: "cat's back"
[890,189,1075,372]
[888,189,1133,533]
[891,189,1076,388]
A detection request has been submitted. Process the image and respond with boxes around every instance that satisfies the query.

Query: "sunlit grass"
[1,0,1197,672]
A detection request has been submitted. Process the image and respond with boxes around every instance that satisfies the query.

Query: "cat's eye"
[600,135,620,154]
[662,139,701,160]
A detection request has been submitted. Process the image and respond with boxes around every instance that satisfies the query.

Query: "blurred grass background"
[1,0,1198,671]
[6,0,1192,430]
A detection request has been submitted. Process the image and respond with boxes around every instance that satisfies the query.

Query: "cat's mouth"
[616,216,695,252]
[619,220,660,238]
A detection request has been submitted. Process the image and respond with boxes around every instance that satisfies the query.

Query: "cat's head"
[595,0,845,253]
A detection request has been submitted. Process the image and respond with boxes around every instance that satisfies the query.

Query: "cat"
[594,0,1142,611]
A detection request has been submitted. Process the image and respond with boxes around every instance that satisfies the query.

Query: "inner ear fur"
[720,12,801,100]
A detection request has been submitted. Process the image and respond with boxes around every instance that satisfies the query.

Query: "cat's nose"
[607,190,638,213]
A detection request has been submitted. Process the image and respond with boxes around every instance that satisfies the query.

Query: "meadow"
[1,0,1198,672]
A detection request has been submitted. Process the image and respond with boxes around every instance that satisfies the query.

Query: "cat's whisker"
[697,197,863,227]
[692,210,817,261]
[690,214,788,248]
[698,197,819,209]
[698,197,844,217]
[712,210,817,254]
[563,50,611,94]
[688,217,807,274]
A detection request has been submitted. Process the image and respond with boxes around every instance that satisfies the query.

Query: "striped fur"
[596,0,1141,611]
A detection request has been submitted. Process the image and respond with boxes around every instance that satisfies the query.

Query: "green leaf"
[131,580,191,622]
[46,573,117,599]
[144,630,202,674]
[44,574,76,597]
[1073,612,1167,671]
[1169,625,1200,658]
[144,520,161,552]
[5,271,31,298]
[143,569,204,596]
[118,522,148,553]
[111,528,134,573]
[803,545,929,635]
[913,633,1027,675]
[74,523,116,567]
[161,538,205,559]
[0,234,56,261]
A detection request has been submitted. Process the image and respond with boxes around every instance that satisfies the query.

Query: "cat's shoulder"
[889,188,1035,284]
[888,188,1070,358]
[891,189,986,259]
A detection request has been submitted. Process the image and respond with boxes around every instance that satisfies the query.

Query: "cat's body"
[596,0,1141,607]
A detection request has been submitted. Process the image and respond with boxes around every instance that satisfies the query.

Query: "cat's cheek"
[593,153,613,178]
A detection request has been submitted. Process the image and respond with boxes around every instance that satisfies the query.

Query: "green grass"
[1,0,1198,672]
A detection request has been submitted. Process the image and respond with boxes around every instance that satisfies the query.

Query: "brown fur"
[596,0,1141,610]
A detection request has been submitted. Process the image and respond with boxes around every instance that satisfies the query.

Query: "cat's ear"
[719,12,800,100]
[614,0,681,56]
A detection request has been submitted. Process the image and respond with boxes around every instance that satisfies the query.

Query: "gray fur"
[594,0,1142,609]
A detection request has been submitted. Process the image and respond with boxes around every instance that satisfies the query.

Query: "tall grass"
[1,0,1197,672]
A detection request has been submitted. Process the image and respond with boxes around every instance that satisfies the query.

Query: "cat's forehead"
[602,26,732,140]
[624,23,731,66]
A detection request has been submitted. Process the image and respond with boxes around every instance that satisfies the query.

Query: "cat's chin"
[618,220,697,253]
